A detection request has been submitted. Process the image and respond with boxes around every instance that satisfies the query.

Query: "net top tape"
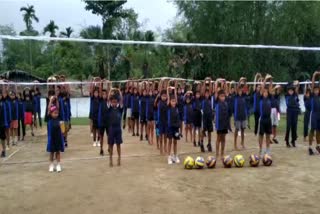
[1,35,320,51]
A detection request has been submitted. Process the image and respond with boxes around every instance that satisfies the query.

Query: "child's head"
[129,87,133,94]
[9,91,16,99]
[218,90,226,102]
[230,87,235,94]
[288,88,294,95]
[186,95,191,103]
[149,89,153,96]
[313,84,319,96]
[256,85,261,92]
[237,86,243,95]
[142,89,147,96]
[50,106,59,119]
[306,89,311,97]
[178,88,182,94]
[153,89,158,96]
[93,89,99,98]
[17,92,21,100]
[110,95,119,108]
[170,95,177,107]
[102,90,107,100]
[133,87,138,95]
[25,95,30,101]
[195,91,201,99]
[204,89,210,98]
[160,90,167,101]
[263,86,269,98]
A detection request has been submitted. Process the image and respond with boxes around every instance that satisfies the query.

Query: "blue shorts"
[108,126,122,145]
[158,123,167,135]
[168,127,179,139]
[310,112,320,131]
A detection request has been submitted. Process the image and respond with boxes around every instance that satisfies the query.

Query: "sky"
[0,0,177,36]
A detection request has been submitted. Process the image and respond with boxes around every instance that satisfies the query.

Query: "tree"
[20,4,39,32]
[60,27,73,38]
[43,20,59,37]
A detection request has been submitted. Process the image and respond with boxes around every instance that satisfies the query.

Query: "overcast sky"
[0,0,177,36]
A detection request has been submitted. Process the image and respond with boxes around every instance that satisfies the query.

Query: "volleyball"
[183,156,195,169]
[262,154,273,166]
[249,154,260,167]
[233,154,245,168]
[206,156,216,168]
[195,156,205,169]
[223,155,233,168]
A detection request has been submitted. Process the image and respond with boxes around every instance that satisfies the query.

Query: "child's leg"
[285,111,292,144]
[30,124,34,136]
[132,118,135,135]
[49,152,54,162]
[92,127,97,142]
[136,119,139,135]
[117,144,121,166]
[150,122,154,145]
[55,151,61,162]
[259,135,263,155]
[13,128,17,145]
[315,131,320,150]
[197,127,202,143]
[309,129,314,147]
[292,112,298,143]
[216,134,220,159]
[100,131,104,153]
[185,124,188,142]
[1,139,6,153]
[159,134,163,155]
[189,125,193,144]
[241,129,245,149]
[168,138,172,155]
[90,119,93,134]
[221,134,226,158]
[38,112,42,128]
[109,144,114,167]
[164,134,167,153]
[5,128,10,147]
[234,128,239,150]
[266,134,271,154]
[192,127,196,144]
[18,120,21,140]
[145,123,148,138]
[173,140,177,156]
[22,120,25,139]
[140,122,143,140]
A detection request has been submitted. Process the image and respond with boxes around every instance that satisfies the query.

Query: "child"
[258,75,273,156]
[234,78,247,151]
[270,85,281,144]
[308,71,320,155]
[24,93,34,137]
[9,91,19,146]
[139,85,148,141]
[98,89,109,156]
[285,81,300,147]
[304,87,311,143]
[3,89,11,149]
[253,84,261,136]
[227,86,235,132]
[59,92,71,147]
[146,83,156,145]
[131,87,140,136]
[47,104,64,172]
[17,92,25,141]
[192,90,202,148]
[155,79,168,155]
[89,87,101,147]
[167,83,181,164]
[0,91,8,157]
[125,84,133,133]
[214,79,229,160]
[33,87,42,129]
[107,89,123,167]
[201,79,214,152]
[177,86,185,137]
[184,92,193,143]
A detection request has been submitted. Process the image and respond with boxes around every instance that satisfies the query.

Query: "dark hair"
[170,95,176,100]
[160,90,167,96]
[110,95,118,101]
[218,89,225,96]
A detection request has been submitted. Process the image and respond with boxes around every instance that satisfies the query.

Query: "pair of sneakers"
[93,141,101,147]
[168,155,180,165]
[49,163,62,173]
[309,146,320,155]
[1,151,6,158]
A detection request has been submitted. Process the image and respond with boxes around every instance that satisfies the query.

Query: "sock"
[14,136,17,143]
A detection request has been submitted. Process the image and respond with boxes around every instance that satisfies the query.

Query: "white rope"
[1,35,320,51]
[0,78,314,86]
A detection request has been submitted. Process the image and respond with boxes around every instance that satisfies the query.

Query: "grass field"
[0,114,317,214]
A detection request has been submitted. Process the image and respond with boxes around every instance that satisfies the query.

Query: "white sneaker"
[93,142,96,147]
[49,164,54,172]
[97,141,101,147]
[90,133,93,137]
[168,156,173,165]
[175,155,180,164]
[56,164,62,172]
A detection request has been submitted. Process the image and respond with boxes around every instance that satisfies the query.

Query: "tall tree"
[43,20,59,37]
[60,27,73,38]
[19,4,39,36]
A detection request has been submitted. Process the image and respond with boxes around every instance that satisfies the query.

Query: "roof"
[0,70,46,82]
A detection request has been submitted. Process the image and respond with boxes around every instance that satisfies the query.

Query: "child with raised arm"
[17,92,25,141]
[47,98,64,172]
[167,81,181,164]
[285,80,300,147]
[89,82,101,147]
[9,90,19,146]
[258,75,273,156]
[304,86,311,143]
[146,82,156,145]
[0,90,8,157]
[215,79,229,160]
[192,85,202,148]
[98,88,109,156]
[233,78,248,151]
[139,82,148,141]
[184,91,193,143]
[107,89,123,167]
[270,84,281,144]
[308,71,320,155]
[155,79,168,155]
[131,85,140,137]
[201,78,214,152]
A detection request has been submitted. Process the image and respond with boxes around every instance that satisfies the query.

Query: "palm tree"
[60,27,73,38]
[20,5,39,31]
[43,20,59,37]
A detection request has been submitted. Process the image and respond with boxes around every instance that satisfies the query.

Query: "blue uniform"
[234,95,247,122]
[139,96,147,123]
[146,95,156,121]
[202,97,213,132]
[259,97,272,135]
[89,97,100,128]
[47,116,64,152]
[253,92,261,135]
[184,102,193,125]
[192,98,202,128]
[304,95,311,137]
[0,100,9,140]
[167,106,180,139]
[157,100,168,135]
[131,94,140,119]
[215,99,229,134]
[107,105,123,145]
[285,93,300,142]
